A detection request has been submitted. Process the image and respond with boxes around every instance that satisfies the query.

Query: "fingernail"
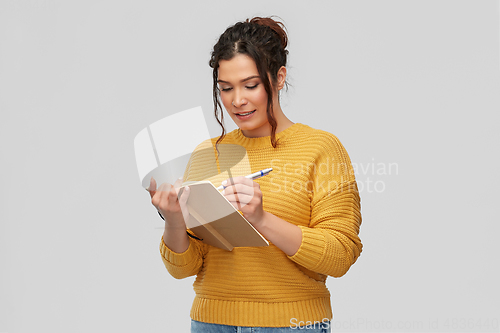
[222,180,227,185]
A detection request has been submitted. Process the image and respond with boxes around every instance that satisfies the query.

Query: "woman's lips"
[235,110,256,120]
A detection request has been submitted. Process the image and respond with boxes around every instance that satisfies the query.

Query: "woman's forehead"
[217,54,260,82]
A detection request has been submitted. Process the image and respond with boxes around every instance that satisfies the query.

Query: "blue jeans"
[190,319,331,332]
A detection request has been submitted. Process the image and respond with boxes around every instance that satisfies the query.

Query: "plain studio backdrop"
[1,1,499,332]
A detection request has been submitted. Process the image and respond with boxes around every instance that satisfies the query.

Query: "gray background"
[1,1,499,332]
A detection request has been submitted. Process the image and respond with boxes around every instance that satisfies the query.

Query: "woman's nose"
[232,90,248,107]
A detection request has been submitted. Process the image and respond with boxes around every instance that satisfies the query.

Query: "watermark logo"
[329,316,499,332]
[267,157,399,195]
[352,158,399,194]
[290,317,331,330]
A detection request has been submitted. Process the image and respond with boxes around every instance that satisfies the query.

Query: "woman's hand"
[221,176,265,227]
[222,176,302,256]
[148,177,190,228]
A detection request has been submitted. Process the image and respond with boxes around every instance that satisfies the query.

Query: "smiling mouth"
[235,110,256,116]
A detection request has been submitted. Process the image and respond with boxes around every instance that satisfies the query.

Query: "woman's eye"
[219,84,258,92]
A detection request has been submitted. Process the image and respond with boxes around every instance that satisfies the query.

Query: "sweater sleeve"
[287,134,363,277]
[158,140,213,279]
[159,235,207,279]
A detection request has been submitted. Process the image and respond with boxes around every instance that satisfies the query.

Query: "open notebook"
[179,181,269,251]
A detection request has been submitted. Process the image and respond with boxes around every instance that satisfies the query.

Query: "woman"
[148,16,362,332]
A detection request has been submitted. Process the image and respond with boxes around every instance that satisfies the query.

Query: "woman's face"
[217,54,272,138]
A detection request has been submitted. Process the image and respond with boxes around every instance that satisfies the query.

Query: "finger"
[223,183,255,196]
[167,185,180,208]
[178,186,190,220]
[225,197,242,211]
[154,184,177,214]
[173,177,183,195]
[148,177,157,199]
[237,175,254,184]
[179,186,190,205]
[158,182,172,193]
[224,192,253,204]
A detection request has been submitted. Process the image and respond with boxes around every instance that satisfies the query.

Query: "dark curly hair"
[209,16,290,148]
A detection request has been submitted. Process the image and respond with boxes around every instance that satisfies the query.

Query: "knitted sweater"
[159,123,362,327]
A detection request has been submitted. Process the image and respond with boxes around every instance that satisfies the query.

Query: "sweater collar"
[228,123,303,149]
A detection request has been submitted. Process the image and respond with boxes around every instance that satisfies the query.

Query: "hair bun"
[248,16,288,49]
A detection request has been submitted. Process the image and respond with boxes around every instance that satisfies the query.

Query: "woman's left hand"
[221,176,265,227]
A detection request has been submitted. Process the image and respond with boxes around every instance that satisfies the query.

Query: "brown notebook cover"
[179,181,269,251]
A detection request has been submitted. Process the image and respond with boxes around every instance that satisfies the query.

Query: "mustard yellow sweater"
[159,123,362,327]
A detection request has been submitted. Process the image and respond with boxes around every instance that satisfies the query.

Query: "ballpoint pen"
[216,168,273,190]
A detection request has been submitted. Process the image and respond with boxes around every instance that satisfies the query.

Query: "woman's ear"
[276,66,287,91]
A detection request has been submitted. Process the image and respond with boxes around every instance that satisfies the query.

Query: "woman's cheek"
[255,87,268,104]
[221,94,233,110]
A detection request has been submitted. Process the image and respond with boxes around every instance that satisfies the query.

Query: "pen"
[216,168,273,190]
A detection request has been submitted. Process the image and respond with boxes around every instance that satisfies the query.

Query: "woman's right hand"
[148,177,190,228]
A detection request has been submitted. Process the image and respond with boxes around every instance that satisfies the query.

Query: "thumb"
[173,177,183,196]
[179,186,190,221]
[179,186,190,206]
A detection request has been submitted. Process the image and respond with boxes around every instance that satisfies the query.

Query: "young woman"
[148,16,362,332]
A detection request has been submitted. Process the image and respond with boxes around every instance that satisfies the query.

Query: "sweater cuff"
[287,226,326,270]
[159,236,198,267]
